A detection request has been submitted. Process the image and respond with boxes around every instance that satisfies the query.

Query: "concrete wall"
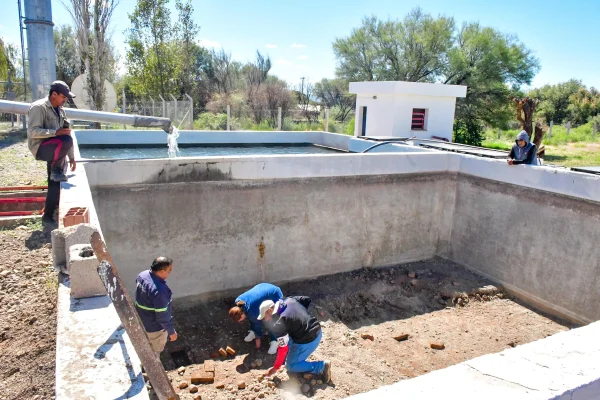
[91,173,456,300]
[353,94,458,141]
[74,130,352,151]
[83,149,600,324]
[449,174,600,324]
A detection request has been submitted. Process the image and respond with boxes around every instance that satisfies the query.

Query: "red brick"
[204,360,215,372]
[218,348,228,357]
[191,371,215,384]
[360,333,374,341]
[430,342,445,350]
[226,346,236,355]
[394,334,409,341]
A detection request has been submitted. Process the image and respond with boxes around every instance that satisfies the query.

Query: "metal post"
[566,121,571,135]
[159,95,166,118]
[325,108,329,132]
[497,129,501,139]
[169,94,178,127]
[277,107,282,131]
[548,120,553,138]
[90,232,179,400]
[226,104,230,131]
[122,88,127,129]
[184,93,193,130]
[150,97,155,117]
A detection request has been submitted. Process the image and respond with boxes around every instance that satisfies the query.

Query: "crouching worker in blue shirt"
[229,283,283,355]
[135,257,178,353]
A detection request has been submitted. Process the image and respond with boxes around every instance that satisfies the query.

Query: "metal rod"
[89,232,179,400]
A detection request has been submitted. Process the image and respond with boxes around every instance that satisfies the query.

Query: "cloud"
[297,55,308,60]
[265,44,277,49]
[199,39,221,49]
[291,43,306,48]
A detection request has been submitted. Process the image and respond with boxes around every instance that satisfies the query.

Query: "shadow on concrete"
[94,324,146,400]
[69,292,111,312]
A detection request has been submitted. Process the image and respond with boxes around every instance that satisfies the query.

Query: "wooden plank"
[90,231,179,400]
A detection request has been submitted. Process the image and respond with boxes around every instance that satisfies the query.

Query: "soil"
[0,135,57,400]
[156,258,571,400]
[0,226,57,400]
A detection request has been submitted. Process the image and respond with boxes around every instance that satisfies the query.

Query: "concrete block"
[68,244,105,299]
[51,223,97,273]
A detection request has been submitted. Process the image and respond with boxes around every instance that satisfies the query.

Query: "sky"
[1,0,599,90]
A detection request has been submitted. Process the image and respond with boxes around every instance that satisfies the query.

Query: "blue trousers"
[285,331,324,374]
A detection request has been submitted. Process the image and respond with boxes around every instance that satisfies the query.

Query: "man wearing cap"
[259,297,331,383]
[229,283,284,355]
[27,80,77,227]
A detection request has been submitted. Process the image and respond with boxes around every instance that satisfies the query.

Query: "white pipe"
[0,99,173,133]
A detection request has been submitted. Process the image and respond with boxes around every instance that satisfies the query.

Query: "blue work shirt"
[135,270,175,334]
[236,283,283,335]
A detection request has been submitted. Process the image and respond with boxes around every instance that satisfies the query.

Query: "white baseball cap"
[257,300,275,320]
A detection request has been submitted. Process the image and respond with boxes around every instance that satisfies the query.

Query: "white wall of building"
[351,81,466,142]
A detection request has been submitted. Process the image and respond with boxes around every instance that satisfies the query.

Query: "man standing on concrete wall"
[27,81,77,228]
[260,297,332,383]
[229,283,284,355]
[135,257,178,353]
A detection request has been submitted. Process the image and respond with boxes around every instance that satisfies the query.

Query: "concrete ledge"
[345,321,600,400]
[56,274,148,399]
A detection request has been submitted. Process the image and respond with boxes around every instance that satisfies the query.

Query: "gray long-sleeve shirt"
[27,97,75,160]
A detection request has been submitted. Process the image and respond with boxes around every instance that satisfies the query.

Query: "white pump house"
[350,81,467,142]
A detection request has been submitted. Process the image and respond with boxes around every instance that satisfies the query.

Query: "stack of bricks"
[191,360,215,384]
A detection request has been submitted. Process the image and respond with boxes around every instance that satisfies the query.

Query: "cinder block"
[68,244,105,299]
[51,223,97,273]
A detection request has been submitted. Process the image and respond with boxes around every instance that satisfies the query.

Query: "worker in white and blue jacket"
[229,283,284,355]
[135,257,178,353]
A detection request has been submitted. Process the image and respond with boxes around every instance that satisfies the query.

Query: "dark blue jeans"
[285,331,324,374]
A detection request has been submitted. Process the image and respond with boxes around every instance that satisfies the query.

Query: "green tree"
[313,78,355,122]
[54,25,82,86]
[126,0,177,97]
[333,9,454,82]
[528,80,583,124]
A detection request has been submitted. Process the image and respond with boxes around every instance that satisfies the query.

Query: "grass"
[482,122,600,167]
[0,129,47,187]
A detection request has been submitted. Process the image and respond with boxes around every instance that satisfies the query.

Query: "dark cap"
[50,80,76,98]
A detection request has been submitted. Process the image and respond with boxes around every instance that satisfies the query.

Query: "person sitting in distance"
[507,130,539,166]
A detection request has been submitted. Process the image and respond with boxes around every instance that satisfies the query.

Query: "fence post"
[226,104,231,131]
[149,97,155,117]
[159,95,166,118]
[548,120,553,138]
[566,121,571,135]
[277,107,282,131]
[184,93,193,130]
[170,94,178,127]
[497,129,501,139]
[325,108,329,132]
[122,88,127,129]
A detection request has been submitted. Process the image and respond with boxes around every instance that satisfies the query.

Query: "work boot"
[322,360,332,384]
[268,340,278,355]
[244,330,256,342]
[42,215,58,230]
[50,168,68,182]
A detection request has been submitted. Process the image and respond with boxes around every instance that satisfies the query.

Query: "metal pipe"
[0,99,173,133]
[361,140,408,153]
